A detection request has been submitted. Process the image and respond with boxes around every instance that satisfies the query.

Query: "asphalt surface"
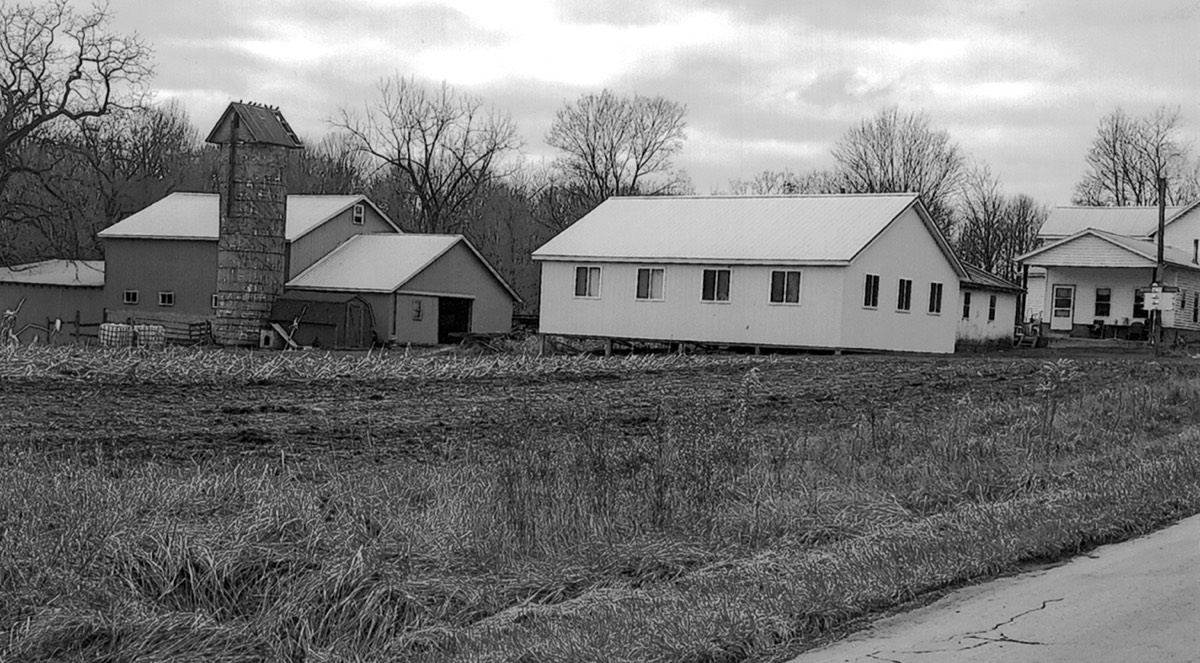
[790,514,1200,662]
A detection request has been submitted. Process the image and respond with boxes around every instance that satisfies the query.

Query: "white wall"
[1160,208,1200,254]
[957,289,1017,342]
[1042,266,1154,329]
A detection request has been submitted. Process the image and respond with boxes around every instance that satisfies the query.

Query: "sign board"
[1143,284,1180,312]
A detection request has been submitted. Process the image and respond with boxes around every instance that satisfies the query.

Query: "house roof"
[1017,228,1200,271]
[97,192,399,241]
[1038,204,1196,239]
[0,260,105,287]
[961,264,1024,294]
[532,194,964,275]
[205,101,303,148]
[285,234,522,301]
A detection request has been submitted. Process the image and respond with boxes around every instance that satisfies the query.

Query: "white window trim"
[123,290,139,305]
[896,277,913,313]
[352,203,365,225]
[635,266,666,302]
[863,273,880,309]
[573,265,602,299]
[927,282,943,315]
[158,291,175,307]
[768,269,803,306]
[211,294,219,309]
[700,267,733,304]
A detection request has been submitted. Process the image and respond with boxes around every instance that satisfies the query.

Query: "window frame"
[352,203,365,225]
[701,268,732,303]
[122,290,139,306]
[1133,288,1148,319]
[573,265,602,299]
[928,282,943,315]
[635,267,666,302]
[988,294,997,322]
[863,273,880,309]
[1094,287,1112,318]
[768,269,803,305]
[211,294,219,309]
[962,291,971,319]
[896,278,913,312]
[158,291,175,307]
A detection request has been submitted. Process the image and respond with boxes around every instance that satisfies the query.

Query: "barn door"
[344,299,372,348]
[437,297,472,344]
[1050,285,1075,332]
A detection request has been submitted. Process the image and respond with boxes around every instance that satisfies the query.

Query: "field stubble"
[2,347,1200,662]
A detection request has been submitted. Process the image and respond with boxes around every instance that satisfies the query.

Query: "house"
[1017,203,1200,340]
[532,194,969,354]
[280,234,520,346]
[958,264,1024,350]
[0,260,104,343]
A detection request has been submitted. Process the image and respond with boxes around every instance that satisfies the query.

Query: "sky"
[103,0,1200,206]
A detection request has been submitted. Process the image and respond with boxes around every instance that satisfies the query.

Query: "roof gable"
[205,101,303,148]
[1018,228,1200,271]
[1039,204,1197,239]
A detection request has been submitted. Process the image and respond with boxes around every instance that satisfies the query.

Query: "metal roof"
[205,101,303,148]
[97,193,398,241]
[1038,205,1193,239]
[285,234,522,301]
[531,194,933,264]
[1018,228,1200,271]
[961,264,1024,294]
[0,260,105,287]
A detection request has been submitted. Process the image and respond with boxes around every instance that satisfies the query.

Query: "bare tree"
[831,107,966,236]
[334,75,521,234]
[956,164,1046,281]
[545,89,689,211]
[727,168,843,195]
[0,0,152,200]
[1072,107,1193,206]
[282,132,369,195]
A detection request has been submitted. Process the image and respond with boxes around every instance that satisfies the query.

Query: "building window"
[962,292,971,319]
[636,268,665,301]
[769,270,802,304]
[1094,288,1111,317]
[158,291,175,307]
[988,295,997,321]
[352,203,365,225]
[1133,289,1148,319]
[122,290,139,305]
[574,266,601,298]
[413,299,423,321]
[702,268,731,302]
[1194,294,1198,324]
[1193,238,1198,264]
[863,274,880,308]
[211,294,219,309]
[897,278,913,311]
[928,282,943,314]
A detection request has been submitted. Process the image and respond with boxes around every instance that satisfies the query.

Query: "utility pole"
[1154,177,1166,355]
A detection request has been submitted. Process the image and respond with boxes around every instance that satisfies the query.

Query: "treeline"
[3,1,1198,309]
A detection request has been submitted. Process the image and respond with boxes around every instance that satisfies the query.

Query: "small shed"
[268,297,375,348]
[957,264,1024,350]
[0,260,105,343]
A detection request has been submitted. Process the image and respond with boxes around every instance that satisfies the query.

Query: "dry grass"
[2,348,1200,661]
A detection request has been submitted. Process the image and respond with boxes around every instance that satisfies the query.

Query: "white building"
[958,264,1023,349]
[533,194,969,354]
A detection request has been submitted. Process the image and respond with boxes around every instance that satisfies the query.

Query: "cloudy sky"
[106,0,1199,206]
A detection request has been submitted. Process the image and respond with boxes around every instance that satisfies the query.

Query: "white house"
[532,194,969,354]
[958,264,1023,349]
[1018,203,1200,340]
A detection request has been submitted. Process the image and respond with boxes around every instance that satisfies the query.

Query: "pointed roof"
[1038,204,1199,239]
[205,101,303,148]
[961,264,1024,294]
[532,194,966,277]
[97,192,399,241]
[1017,228,1200,271]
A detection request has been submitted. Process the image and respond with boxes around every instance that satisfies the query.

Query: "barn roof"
[1017,228,1200,271]
[960,264,1024,294]
[0,260,105,287]
[97,193,399,241]
[531,194,964,274]
[1038,204,1197,239]
[286,234,521,301]
[205,101,303,148]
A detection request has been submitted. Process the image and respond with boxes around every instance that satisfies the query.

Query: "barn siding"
[287,204,397,279]
[0,283,104,343]
[399,242,514,334]
[840,207,961,354]
[391,293,439,345]
[278,289,391,345]
[103,238,219,320]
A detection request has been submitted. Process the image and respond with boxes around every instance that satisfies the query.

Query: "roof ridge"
[610,193,919,201]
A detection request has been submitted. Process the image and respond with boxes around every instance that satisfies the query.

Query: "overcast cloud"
[107,0,1200,205]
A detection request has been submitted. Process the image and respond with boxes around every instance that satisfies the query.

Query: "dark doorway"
[438,297,472,344]
[344,298,372,348]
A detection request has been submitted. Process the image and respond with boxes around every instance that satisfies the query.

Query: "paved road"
[790,514,1200,662]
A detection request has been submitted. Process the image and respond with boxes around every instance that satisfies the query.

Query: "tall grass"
[3,358,1200,661]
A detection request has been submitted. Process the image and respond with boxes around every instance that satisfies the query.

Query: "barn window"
[413,299,423,321]
[863,274,880,308]
[123,290,139,305]
[701,269,731,302]
[988,295,997,321]
[158,291,175,307]
[636,268,665,300]
[1094,288,1111,317]
[768,270,802,304]
[928,282,943,314]
[211,294,219,309]
[574,266,601,298]
[962,292,971,319]
[352,204,365,225]
[896,278,912,311]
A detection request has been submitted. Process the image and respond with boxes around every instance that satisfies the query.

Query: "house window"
[702,269,731,302]
[413,299,423,321]
[1133,289,1148,319]
[574,266,601,298]
[988,295,997,321]
[962,292,971,319]
[863,274,880,308]
[158,291,175,307]
[211,294,219,309]
[122,290,139,305]
[769,270,802,304]
[352,204,365,225]
[896,278,913,311]
[1193,239,1198,264]
[1194,294,1198,324]
[1095,288,1111,317]
[636,268,665,301]
[928,282,943,314]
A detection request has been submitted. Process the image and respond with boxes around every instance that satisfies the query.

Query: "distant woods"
[2,1,1196,305]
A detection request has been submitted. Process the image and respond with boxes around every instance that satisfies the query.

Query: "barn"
[0,260,105,343]
[532,194,968,354]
